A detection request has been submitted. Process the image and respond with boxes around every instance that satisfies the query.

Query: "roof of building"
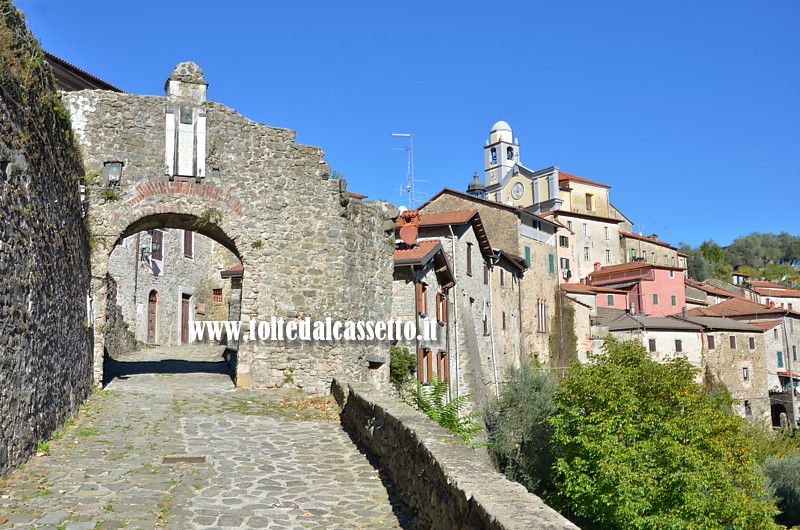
[420,188,559,228]
[45,51,124,92]
[684,279,737,299]
[558,171,610,189]
[495,249,528,272]
[220,263,244,279]
[412,209,494,258]
[687,297,795,318]
[561,283,627,295]
[466,173,486,192]
[619,231,678,251]
[393,239,455,288]
[749,281,800,298]
[600,312,703,332]
[589,261,683,278]
[733,271,751,277]
[491,120,511,132]
[685,296,710,307]
[672,315,762,332]
[748,319,783,331]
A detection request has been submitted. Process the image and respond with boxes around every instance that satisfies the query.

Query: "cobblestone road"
[0,346,407,529]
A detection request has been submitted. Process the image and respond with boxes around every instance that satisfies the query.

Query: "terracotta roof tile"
[589,261,682,277]
[687,297,788,318]
[562,283,627,295]
[558,171,610,189]
[417,210,478,227]
[393,239,441,264]
[619,231,677,251]
[684,279,737,298]
[747,319,783,330]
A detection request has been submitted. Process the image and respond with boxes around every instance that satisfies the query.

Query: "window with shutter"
[183,230,193,258]
[466,244,473,276]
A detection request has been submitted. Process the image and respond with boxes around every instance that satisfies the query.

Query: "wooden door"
[181,294,191,344]
[147,290,158,343]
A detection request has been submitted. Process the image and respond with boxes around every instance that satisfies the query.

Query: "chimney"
[594,262,602,272]
[650,234,659,241]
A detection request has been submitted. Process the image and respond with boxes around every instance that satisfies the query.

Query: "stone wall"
[333,380,579,530]
[0,3,93,475]
[64,65,396,391]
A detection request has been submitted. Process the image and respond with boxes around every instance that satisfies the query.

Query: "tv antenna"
[391,133,428,208]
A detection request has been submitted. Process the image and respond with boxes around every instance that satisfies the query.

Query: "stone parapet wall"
[0,4,93,475]
[332,379,579,530]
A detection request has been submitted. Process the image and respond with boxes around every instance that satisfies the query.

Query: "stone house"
[392,239,454,388]
[420,188,560,363]
[398,210,525,411]
[750,280,800,310]
[108,228,238,347]
[688,298,800,427]
[586,262,686,317]
[685,279,738,307]
[677,315,770,426]
[619,231,684,269]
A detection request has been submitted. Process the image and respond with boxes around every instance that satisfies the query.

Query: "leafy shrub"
[485,365,559,494]
[389,346,415,388]
[763,453,800,527]
[411,375,482,445]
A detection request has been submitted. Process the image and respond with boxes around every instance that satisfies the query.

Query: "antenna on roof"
[391,133,428,208]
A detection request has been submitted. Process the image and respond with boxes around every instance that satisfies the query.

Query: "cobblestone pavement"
[0,345,407,529]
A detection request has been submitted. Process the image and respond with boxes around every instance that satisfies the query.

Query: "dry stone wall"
[0,3,93,475]
[333,379,580,530]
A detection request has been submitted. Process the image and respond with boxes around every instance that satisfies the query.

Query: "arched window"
[507,147,514,161]
[490,148,497,165]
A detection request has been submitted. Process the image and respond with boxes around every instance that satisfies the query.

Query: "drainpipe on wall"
[782,315,797,427]
[488,255,500,399]
[447,225,460,405]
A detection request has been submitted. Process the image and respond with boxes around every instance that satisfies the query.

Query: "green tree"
[486,365,560,494]
[680,243,711,281]
[547,337,779,530]
[699,240,733,281]
[763,453,800,527]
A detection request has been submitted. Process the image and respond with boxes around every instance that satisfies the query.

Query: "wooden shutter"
[416,283,423,315]
[183,230,193,258]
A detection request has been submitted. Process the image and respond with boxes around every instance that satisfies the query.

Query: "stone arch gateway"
[65,62,396,392]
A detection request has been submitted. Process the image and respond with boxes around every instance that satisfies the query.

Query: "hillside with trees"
[680,232,800,283]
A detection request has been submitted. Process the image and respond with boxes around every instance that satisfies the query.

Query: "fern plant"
[411,374,483,446]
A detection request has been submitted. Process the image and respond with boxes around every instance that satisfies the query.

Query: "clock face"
[511,182,524,200]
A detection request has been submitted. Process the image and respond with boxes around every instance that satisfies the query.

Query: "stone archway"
[66,62,396,393]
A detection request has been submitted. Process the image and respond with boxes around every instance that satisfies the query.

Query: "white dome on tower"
[490,120,513,143]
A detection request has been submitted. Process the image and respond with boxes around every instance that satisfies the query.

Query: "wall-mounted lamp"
[104,161,124,187]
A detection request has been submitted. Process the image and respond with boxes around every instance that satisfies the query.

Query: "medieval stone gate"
[64,63,395,393]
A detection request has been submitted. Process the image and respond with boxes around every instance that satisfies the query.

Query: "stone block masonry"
[0,3,93,475]
[333,379,580,529]
[64,61,397,392]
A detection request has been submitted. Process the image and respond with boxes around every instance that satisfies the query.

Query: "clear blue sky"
[15,1,799,247]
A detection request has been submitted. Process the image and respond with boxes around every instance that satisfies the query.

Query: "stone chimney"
[649,234,659,241]
[594,262,602,272]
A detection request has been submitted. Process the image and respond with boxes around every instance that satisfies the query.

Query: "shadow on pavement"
[103,348,237,387]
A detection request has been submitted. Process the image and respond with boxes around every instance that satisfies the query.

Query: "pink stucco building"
[586,262,685,317]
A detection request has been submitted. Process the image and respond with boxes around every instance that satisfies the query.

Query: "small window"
[436,351,449,382]
[585,193,594,211]
[500,269,505,287]
[775,329,779,339]
[675,339,683,353]
[583,223,588,237]
[183,230,193,259]
[549,254,555,274]
[416,283,428,316]
[652,293,659,305]
[483,315,489,336]
[560,257,570,271]
[607,294,615,306]
[648,339,656,353]
[742,367,749,381]
[669,270,675,278]
[708,335,715,350]
[212,288,223,302]
[525,246,531,267]
[604,227,609,240]
[502,311,506,330]
[584,247,590,260]
[231,277,242,289]
[507,146,514,161]
[749,337,756,350]
[559,235,569,248]
[418,348,433,383]
[490,148,497,165]
[671,295,677,306]
[466,244,473,276]
[151,229,164,261]
[778,351,784,368]
[794,346,798,362]
[744,400,752,417]
[730,335,737,349]
[567,221,573,231]
[537,299,548,333]
[484,263,489,285]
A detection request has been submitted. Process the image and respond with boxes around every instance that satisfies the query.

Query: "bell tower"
[484,120,519,188]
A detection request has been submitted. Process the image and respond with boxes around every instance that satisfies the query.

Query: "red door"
[181,294,191,344]
[147,290,158,343]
